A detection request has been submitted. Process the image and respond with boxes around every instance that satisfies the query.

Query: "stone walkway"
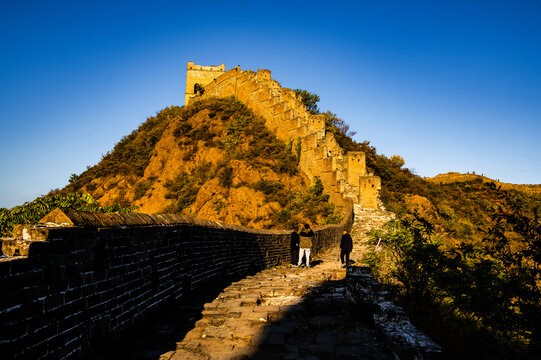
[159,206,395,360]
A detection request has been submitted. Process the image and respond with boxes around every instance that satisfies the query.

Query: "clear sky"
[1,0,540,209]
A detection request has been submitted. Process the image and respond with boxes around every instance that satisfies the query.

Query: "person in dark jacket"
[296,223,314,268]
[340,230,353,268]
[290,231,300,265]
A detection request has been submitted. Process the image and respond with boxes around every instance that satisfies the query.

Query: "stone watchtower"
[358,176,381,209]
[185,61,225,105]
[346,152,381,209]
[347,152,366,185]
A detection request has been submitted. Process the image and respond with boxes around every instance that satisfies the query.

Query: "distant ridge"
[425,172,541,194]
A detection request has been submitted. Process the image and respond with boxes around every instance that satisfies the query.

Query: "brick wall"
[0,206,352,359]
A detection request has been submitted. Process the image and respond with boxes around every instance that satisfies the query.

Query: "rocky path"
[159,206,395,360]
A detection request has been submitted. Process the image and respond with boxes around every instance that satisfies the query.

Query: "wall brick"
[0,206,352,359]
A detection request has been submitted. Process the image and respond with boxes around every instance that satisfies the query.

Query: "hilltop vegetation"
[0,193,135,236]
[63,97,341,229]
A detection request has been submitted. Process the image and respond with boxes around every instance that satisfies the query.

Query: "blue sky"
[1,0,540,209]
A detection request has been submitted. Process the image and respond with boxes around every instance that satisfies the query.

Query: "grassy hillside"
[63,97,341,229]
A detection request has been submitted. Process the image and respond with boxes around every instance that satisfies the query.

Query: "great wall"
[0,62,442,359]
[185,61,381,211]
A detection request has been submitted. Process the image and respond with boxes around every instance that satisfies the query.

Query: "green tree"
[322,111,356,138]
[68,173,80,184]
[293,89,320,114]
[390,155,405,169]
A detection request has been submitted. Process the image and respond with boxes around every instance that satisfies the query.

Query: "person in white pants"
[297,223,314,268]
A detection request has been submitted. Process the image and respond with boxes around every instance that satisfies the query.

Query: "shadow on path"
[165,259,394,360]
[237,277,393,360]
[83,272,259,360]
[84,262,392,359]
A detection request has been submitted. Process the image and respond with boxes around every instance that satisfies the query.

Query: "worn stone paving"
[159,206,395,360]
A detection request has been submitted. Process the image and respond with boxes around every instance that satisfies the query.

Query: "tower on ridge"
[347,151,367,185]
[359,176,381,209]
[185,61,225,105]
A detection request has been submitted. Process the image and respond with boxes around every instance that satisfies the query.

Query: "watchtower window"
[194,83,205,95]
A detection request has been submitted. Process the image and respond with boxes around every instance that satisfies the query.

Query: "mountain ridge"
[425,172,541,194]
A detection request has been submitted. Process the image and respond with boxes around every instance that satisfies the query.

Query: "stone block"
[286,333,314,345]
[264,323,295,335]
[240,312,267,322]
[335,345,372,358]
[307,315,337,327]
[229,345,257,357]
[202,325,236,339]
[315,330,341,345]
[170,348,209,360]
[1,239,36,256]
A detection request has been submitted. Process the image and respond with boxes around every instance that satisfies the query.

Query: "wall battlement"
[185,61,226,105]
[0,208,353,359]
[188,62,381,209]
[187,61,226,72]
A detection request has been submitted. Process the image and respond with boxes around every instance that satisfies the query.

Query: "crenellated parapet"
[187,62,381,209]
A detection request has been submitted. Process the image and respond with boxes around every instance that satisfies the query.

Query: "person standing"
[290,230,300,266]
[297,224,314,268]
[340,230,353,268]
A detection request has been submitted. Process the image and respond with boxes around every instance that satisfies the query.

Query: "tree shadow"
[236,278,394,360]
[85,274,394,360]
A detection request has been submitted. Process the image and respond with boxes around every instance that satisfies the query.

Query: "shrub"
[85,182,98,192]
[0,193,136,236]
[164,163,214,213]
[218,166,233,188]
[273,209,292,224]
[293,89,320,114]
[133,178,156,200]
[365,199,541,359]
[252,180,284,195]
[164,173,201,212]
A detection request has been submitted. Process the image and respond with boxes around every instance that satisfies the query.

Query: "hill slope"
[65,97,340,229]
[426,172,541,194]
